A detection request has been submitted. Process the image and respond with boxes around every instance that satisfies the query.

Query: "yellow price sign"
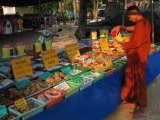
[94,64,105,71]
[14,98,27,109]
[99,38,109,51]
[11,57,33,79]
[92,54,103,60]
[65,43,80,59]
[104,58,113,67]
[42,49,59,69]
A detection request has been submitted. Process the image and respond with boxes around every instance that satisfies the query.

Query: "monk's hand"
[111,26,121,33]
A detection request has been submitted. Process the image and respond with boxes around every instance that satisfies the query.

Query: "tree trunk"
[93,0,98,20]
[59,1,66,25]
[73,0,77,16]
[74,0,87,40]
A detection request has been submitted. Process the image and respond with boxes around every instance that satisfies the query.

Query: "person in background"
[70,11,75,23]
[111,6,151,118]
[55,11,61,25]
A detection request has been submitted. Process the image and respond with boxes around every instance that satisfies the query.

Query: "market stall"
[27,50,160,120]
[0,28,160,120]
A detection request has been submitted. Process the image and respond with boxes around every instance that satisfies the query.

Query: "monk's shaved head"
[127,6,141,15]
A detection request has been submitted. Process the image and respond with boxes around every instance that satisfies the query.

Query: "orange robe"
[121,18,151,107]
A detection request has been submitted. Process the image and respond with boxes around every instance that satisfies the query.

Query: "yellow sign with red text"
[42,49,59,69]
[65,43,80,59]
[11,57,33,79]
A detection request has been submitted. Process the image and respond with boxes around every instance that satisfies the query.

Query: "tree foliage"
[28,1,59,14]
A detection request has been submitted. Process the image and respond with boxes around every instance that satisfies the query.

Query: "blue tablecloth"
[28,51,160,120]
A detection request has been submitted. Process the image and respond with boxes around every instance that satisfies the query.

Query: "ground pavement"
[0,23,160,120]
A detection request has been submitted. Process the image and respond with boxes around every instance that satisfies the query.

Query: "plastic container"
[16,42,23,46]
[104,68,115,77]
[33,40,42,52]
[15,42,26,56]
[1,108,22,120]
[90,29,97,40]
[112,62,124,72]
[8,97,45,120]
[3,44,11,48]
[64,81,80,98]
[2,44,13,58]
[81,70,105,83]
[26,50,41,60]
[33,88,65,109]
[68,77,93,90]
[0,89,24,107]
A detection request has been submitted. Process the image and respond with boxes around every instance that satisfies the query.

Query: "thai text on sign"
[11,57,33,79]
[42,49,59,68]
[99,38,109,51]
[65,43,80,59]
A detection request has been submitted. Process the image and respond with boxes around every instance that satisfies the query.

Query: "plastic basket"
[68,76,93,90]
[104,68,115,77]
[49,65,90,76]
[33,88,65,109]
[65,81,80,98]
[81,70,105,83]
[8,97,45,120]
[9,108,22,120]
[0,89,24,107]
[112,62,124,72]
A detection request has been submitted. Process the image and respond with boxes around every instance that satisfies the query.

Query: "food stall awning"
[0,0,60,7]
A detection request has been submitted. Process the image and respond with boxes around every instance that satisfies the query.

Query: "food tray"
[68,77,93,90]
[10,81,51,99]
[33,88,65,109]
[65,81,80,98]
[49,65,90,76]
[104,68,115,77]
[81,70,105,83]
[8,97,45,120]
[112,62,124,72]
[9,108,22,120]
[0,89,24,107]
[54,81,80,98]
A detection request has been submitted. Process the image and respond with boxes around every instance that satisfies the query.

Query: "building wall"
[2,6,15,15]
[1,6,31,16]
[15,7,31,16]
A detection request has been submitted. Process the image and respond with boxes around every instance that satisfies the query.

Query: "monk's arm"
[120,25,135,32]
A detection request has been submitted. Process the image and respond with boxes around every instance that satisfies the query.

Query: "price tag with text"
[65,43,80,59]
[61,66,72,75]
[14,79,30,89]
[39,72,52,80]
[71,74,82,83]
[94,64,105,71]
[42,49,59,69]
[99,38,109,51]
[104,58,113,67]
[92,54,103,60]
[11,57,33,79]
[14,98,27,109]
[0,105,8,118]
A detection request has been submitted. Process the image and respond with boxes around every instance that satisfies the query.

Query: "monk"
[111,6,151,118]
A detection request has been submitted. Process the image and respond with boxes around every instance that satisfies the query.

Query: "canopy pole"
[151,0,154,43]
[122,0,126,25]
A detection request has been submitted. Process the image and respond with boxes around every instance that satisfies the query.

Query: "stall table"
[28,51,160,120]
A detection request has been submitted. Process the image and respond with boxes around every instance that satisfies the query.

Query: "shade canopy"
[0,0,60,7]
